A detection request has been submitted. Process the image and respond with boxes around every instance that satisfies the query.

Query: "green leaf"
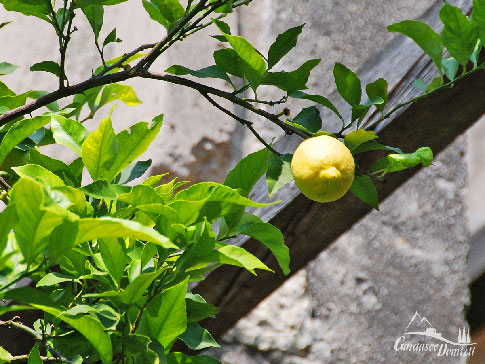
[211,18,231,35]
[442,57,459,81]
[263,59,320,94]
[27,343,42,364]
[214,22,266,91]
[51,115,90,155]
[474,0,485,43]
[165,65,232,85]
[344,129,378,152]
[350,175,379,210]
[37,272,80,287]
[98,237,126,285]
[0,346,12,363]
[440,4,478,65]
[0,62,18,76]
[351,140,402,155]
[48,220,79,261]
[212,0,232,13]
[120,268,165,304]
[137,277,188,347]
[365,78,388,112]
[116,159,152,184]
[213,48,243,77]
[29,149,79,187]
[370,147,433,177]
[167,353,221,364]
[13,164,65,187]
[106,116,162,180]
[333,63,361,106]
[96,83,141,110]
[291,106,322,133]
[75,0,127,7]
[82,115,118,180]
[388,20,443,72]
[266,153,293,197]
[0,205,17,256]
[1,287,112,364]
[142,0,185,30]
[412,78,428,92]
[118,185,164,205]
[179,322,220,350]
[289,91,343,122]
[30,61,61,77]
[185,292,218,322]
[83,5,104,39]
[213,245,272,274]
[11,178,66,263]
[0,0,50,22]
[225,148,270,196]
[77,217,177,249]
[240,218,289,275]
[103,27,121,47]
[267,24,304,69]
[79,180,131,199]
[0,115,50,167]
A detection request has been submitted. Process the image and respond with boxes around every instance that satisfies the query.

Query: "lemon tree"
[0,0,481,362]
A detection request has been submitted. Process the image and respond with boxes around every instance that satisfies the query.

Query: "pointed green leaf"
[79,180,131,200]
[0,62,18,76]
[118,185,164,205]
[473,0,485,43]
[77,217,177,249]
[97,83,141,110]
[350,175,379,210]
[83,5,104,39]
[365,78,388,112]
[0,346,12,363]
[102,27,120,47]
[51,115,90,155]
[82,115,118,180]
[370,147,433,176]
[185,292,218,322]
[116,159,152,184]
[214,245,272,274]
[0,0,50,22]
[30,61,61,77]
[266,153,293,197]
[291,106,322,133]
[137,277,188,347]
[27,343,42,364]
[333,63,361,106]
[179,322,220,350]
[388,20,443,72]
[165,65,232,84]
[106,116,162,180]
[213,48,243,77]
[344,129,378,152]
[0,205,17,256]
[0,115,50,167]
[142,0,184,30]
[289,91,343,122]
[268,24,304,69]
[351,140,402,155]
[440,4,478,65]
[37,272,80,287]
[98,237,126,285]
[13,164,65,187]
[263,59,320,94]
[1,287,112,364]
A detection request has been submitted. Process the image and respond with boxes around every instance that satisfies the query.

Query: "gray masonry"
[1,0,483,363]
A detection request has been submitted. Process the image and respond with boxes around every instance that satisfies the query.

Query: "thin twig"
[7,355,69,363]
[0,176,11,190]
[0,319,41,340]
[201,92,281,155]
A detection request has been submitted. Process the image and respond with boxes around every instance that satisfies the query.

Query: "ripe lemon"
[291,135,355,202]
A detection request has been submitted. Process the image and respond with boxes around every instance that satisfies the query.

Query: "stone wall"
[1,0,483,363]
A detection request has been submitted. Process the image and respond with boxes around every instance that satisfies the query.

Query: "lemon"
[291,135,355,202]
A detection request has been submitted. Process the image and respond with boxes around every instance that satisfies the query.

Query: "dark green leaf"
[79,180,131,199]
[83,5,104,40]
[27,342,42,364]
[103,27,121,47]
[350,175,379,210]
[1,287,112,364]
[165,64,232,84]
[0,22,11,30]
[179,322,220,350]
[142,0,184,30]
[344,129,378,152]
[185,292,218,322]
[263,59,320,94]
[474,0,485,43]
[137,277,188,347]
[266,153,293,197]
[351,140,402,155]
[48,220,79,261]
[388,20,443,72]
[442,57,459,81]
[213,48,243,77]
[440,4,478,65]
[0,62,18,76]
[267,24,304,69]
[365,78,388,112]
[213,0,232,13]
[291,106,322,133]
[333,63,361,106]
[30,61,61,77]
[75,0,127,7]
[117,159,152,184]
[0,0,50,22]
[289,90,343,122]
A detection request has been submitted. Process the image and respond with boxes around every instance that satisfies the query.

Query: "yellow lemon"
[291,135,355,202]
